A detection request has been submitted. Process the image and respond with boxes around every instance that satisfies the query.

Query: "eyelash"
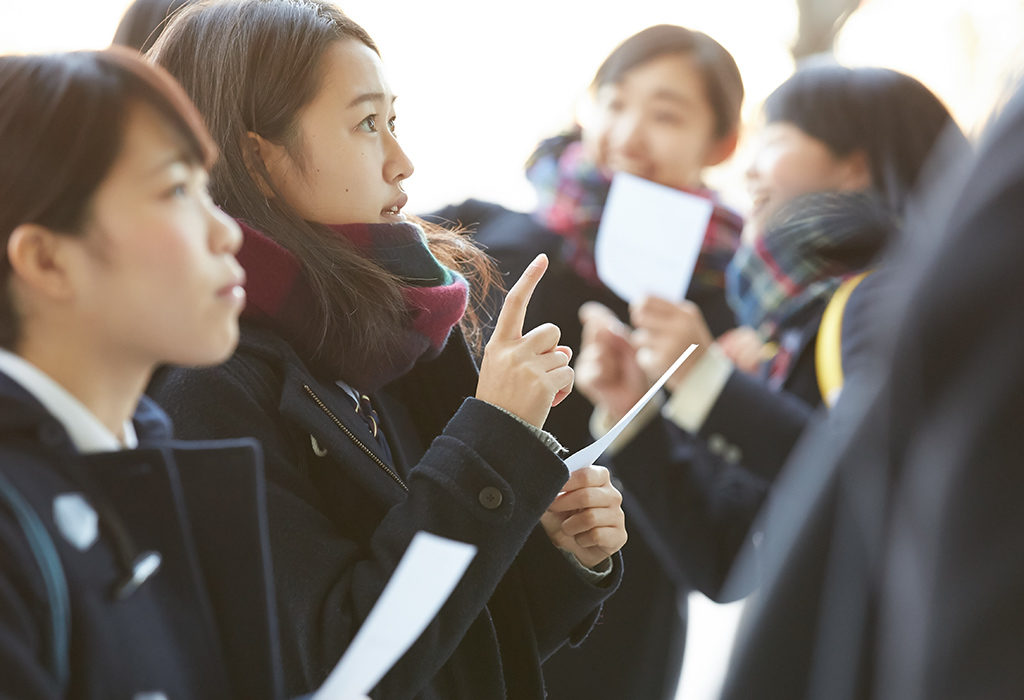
[167,183,189,198]
[359,114,398,135]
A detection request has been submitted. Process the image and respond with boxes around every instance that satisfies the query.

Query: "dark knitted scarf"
[236,220,468,391]
[725,190,896,341]
[525,130,743,291]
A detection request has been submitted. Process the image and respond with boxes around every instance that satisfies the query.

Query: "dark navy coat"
[0,375,282,700]
[721,91,1024,700]
[426,198,735,700]
[150,323,620,700]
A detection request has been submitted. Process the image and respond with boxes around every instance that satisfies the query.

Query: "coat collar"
[233,321,480,501]
[0,372,173,455]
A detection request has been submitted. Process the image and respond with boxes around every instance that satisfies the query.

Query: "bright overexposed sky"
[3,0,1022,216]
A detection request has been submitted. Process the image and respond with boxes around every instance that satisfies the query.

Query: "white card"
[564,344,699,472]
[595,172,714,303]
[313,532,477,699]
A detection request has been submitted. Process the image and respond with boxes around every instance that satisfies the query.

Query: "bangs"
[100,46,217,170]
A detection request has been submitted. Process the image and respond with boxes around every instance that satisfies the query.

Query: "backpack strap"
[0,470,70,691]
[815,271,871,407]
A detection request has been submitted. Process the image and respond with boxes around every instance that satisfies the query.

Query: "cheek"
[762,150,813,196]
[648,129,704,185]
[581,122,611,166]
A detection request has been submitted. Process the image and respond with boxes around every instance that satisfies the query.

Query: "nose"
[384,132,414,185]
[207,201,243,256]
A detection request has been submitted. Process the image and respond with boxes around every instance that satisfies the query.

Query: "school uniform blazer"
[150,322,620,700]
[722,91,1024,700]
[605,303,833,603]
[0,376,282,700]
[427,198,736,700]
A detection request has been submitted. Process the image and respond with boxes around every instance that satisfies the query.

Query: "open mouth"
[381,191,409,220]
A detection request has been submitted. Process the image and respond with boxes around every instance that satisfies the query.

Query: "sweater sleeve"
[150,354,601,697]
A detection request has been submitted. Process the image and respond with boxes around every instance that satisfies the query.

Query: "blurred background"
[2,0,1021,697]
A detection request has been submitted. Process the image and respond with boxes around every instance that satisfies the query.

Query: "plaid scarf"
[725,191,895,342]
[525,130,743,292]
[237,220,468,391]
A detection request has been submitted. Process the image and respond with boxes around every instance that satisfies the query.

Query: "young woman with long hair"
[147,2,627,697]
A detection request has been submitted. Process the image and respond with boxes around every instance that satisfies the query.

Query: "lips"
[381,191,409,218]
[217,269,247,300]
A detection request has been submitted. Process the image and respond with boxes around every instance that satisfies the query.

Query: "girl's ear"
[704,128,740,168]
[6,224,77,302]
[839,149,873,191]
[242,131,282,199]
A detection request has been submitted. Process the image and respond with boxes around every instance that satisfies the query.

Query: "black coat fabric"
[0,375,282,700]
[606,304,826,604]
[720,92,1024,699]
[426,198,734,700]
[150,322,620,700]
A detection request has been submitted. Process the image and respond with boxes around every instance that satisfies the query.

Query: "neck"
[16,328,150,441]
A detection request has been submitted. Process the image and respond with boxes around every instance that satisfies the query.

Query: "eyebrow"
[347,92,398,109]
[650,89,696,109]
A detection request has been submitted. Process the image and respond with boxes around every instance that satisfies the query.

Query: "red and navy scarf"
[524,130,743,292]
[236,220,468,391]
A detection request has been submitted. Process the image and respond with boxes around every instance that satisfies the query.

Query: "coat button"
[478,486,503,510]
[708,433,727,456]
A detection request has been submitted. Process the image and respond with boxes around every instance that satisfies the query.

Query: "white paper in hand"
[595,172,714,303]
[564,344,698,472]
[313,532,477,699]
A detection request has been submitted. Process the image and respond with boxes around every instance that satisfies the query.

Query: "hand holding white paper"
[313,532,477,699]
[564,344,698,472]
[595,172,714,303]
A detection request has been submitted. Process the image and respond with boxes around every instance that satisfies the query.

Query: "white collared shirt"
[0,349,137,453]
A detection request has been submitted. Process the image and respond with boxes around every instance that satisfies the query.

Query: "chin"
[175,332,240,368]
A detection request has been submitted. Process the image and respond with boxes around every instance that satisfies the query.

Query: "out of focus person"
[429,24,745,700]
[721,78,1024,700]
[112,0,196,53]
[0,48,282,699]
[574,64,959,622]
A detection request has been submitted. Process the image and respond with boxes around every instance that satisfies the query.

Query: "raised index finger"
[492,253,548,340]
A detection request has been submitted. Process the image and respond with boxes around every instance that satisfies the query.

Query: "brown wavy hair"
[151,0,496,359]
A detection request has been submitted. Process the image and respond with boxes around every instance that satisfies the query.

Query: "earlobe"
[842,150,873,191]
[7,224,76,301]
[704,129,740,168]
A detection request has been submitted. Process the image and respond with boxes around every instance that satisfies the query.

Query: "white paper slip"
[313,532,477,700]
[564,344,698,472]
[595,172,714,303]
